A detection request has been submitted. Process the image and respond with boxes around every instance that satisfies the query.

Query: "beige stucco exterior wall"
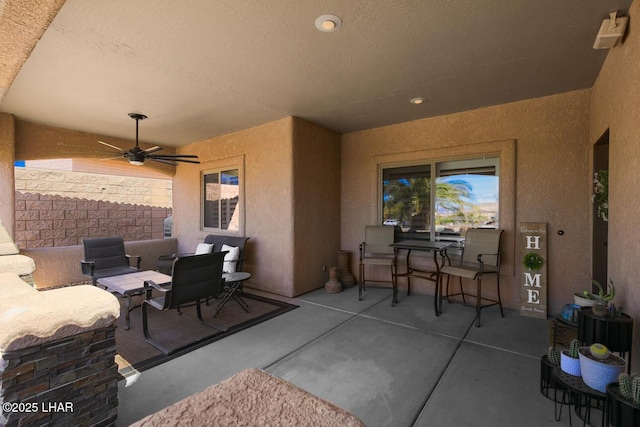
[173,118,297,296]
[590,0,640,369]
[342,90,592,316]
[173,116,342,297]
[0,113,16,235]
[292,118,342,295]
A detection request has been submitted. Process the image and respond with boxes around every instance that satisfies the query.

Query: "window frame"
[379,155,499,241]
[201,160,245,235]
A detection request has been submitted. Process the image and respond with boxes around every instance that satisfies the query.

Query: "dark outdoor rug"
[114,292,297,373]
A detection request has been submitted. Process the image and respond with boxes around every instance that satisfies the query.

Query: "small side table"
[214,272,251,317]
[553,366,607,427]
[540,355,572,422]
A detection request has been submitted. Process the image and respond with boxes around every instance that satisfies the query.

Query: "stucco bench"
[0,272,121,425]
[0,220,35,278]
[0,272,120,352]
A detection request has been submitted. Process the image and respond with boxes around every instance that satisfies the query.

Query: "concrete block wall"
[13,166,173,249]
[14,192,171,249]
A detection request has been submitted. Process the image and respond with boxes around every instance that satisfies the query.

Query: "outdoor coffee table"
[98,270,172,330]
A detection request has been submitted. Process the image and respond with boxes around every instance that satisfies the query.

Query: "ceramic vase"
[592,300,608,317]
[325,267,342,293]
[573,293,596,307]
[337,251,355,287]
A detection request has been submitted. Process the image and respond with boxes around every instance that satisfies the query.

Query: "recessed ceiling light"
[410,97,425,104]
[315,14,342,33]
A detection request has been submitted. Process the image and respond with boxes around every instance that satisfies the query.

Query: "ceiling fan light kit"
[97,113,200,166]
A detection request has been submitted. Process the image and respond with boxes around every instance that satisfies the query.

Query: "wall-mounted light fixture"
[593,11,628,49]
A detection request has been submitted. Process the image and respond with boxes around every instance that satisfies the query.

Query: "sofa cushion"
[221,244,240,274]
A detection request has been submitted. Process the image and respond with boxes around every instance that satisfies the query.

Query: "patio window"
[381,157,499,241]
[202,168,241,231]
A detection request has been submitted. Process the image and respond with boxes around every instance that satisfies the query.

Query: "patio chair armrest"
[126,254,142,270]
[144,279,171,299]
[476,252,500,272]
[476,252,499,262]
[359,242,365,261]
[80,259,95,276]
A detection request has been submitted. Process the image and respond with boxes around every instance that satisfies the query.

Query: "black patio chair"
[142,251,227,355]
[81,236,141,286]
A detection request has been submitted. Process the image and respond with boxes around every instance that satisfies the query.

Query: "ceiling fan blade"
[148,154,199,159]
[148,158,178,166]
[99,156,128,161]
[97,140,126,152]
[56,143,122,155]
[150,157,201,164]
[143,146,163,154]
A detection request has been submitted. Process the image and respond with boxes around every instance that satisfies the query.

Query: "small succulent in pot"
[560,338,582,376]
[589,343,611,360]
[579,343,626,392]
[582,278,615,316]
[617,372,640,406]
[569,339,580,358]
[547,346,560,366]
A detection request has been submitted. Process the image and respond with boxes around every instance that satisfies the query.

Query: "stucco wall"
[590,1,640,369]
[0,114,15,235]
[342,89,592,316]
[292,118,342,295]
[173,118,297,297]
[173,117,342,297]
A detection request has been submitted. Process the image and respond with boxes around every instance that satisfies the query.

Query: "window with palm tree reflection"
[382,157,499,241]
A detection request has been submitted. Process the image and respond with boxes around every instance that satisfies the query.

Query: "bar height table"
[389,240,452,314]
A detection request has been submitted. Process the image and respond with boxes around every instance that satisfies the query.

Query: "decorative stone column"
[0,274,121,426]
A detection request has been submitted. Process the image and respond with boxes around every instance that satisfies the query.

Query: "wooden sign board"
[519,222,547,319]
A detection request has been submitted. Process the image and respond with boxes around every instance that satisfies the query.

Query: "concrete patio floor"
[117,286,573,426]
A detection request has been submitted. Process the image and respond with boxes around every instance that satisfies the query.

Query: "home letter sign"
[519,222,547,319]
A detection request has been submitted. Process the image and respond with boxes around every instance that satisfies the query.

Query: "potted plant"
[579,343,626,392]
[607,373,640,427]
[522,252,544,270]
[575,278,615,316]
[560,338,581,376]
[540,347,563,401]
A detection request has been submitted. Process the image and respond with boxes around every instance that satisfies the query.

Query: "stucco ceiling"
[0,0,634,147]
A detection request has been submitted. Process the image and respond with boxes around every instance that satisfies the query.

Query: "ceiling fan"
[98,113,200,166]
